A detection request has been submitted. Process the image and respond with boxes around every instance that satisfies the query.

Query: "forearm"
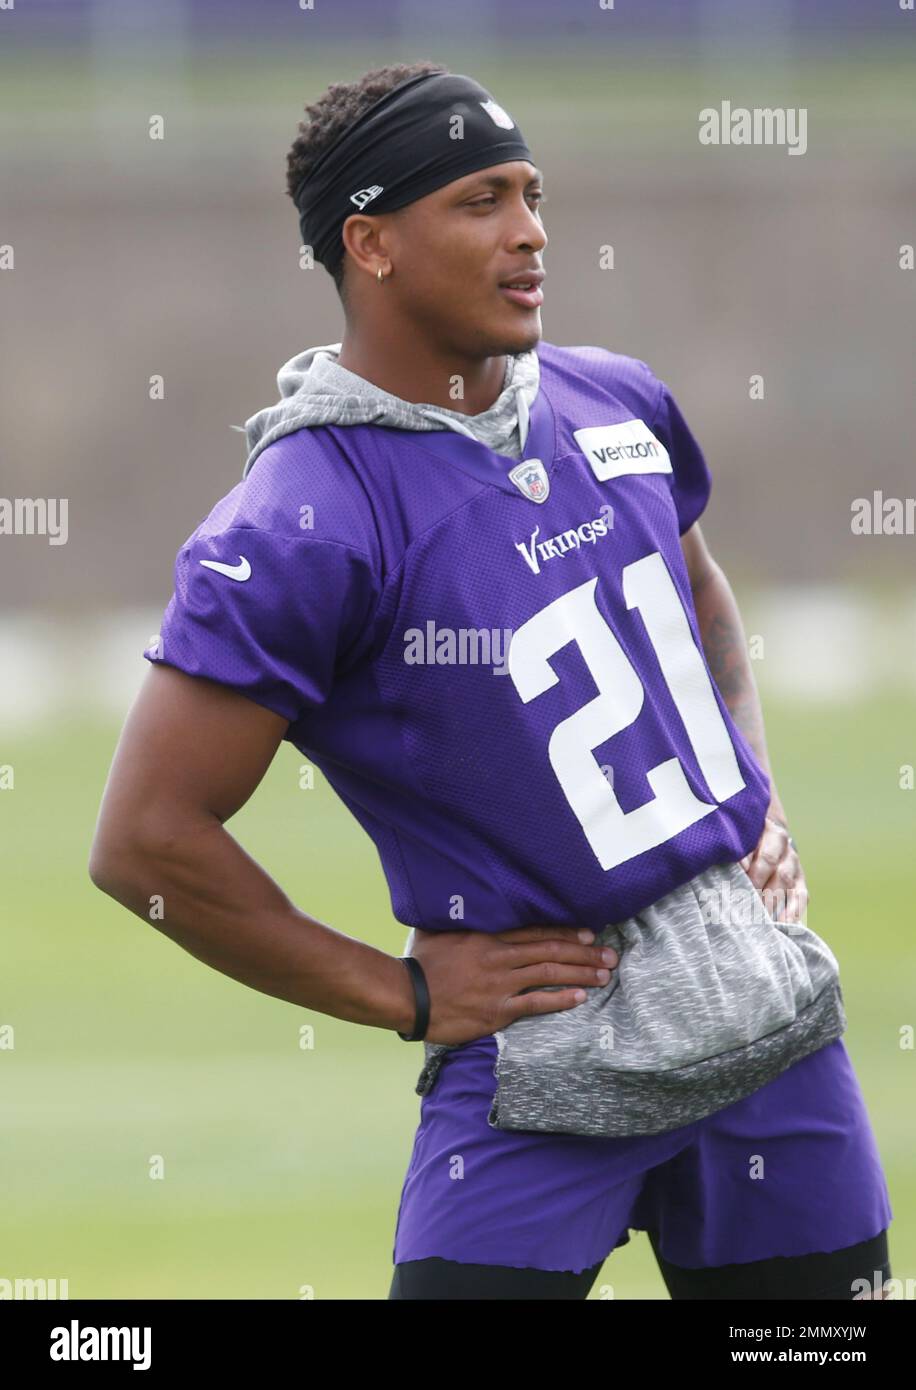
[90,815,415,1033]
[691,566,787,825]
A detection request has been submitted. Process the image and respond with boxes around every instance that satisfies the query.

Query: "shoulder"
[192,428,381,565]
[536,341,666,424]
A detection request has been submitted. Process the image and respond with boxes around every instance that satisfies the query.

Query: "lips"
[498,270,545,309]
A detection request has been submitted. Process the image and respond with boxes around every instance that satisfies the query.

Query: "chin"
[515,322,543,353]
[491,317,543,357]
[461,309,542,360]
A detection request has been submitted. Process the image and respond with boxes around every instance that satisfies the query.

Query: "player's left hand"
[738,814,809,924]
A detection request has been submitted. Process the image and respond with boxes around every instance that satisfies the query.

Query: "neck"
[337,327,510,416]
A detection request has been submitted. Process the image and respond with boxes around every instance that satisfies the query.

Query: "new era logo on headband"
[350,185,384,210]
[479,99,515,130]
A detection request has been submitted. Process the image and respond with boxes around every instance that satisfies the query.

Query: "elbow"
[88,814,196,902]
[88,838,129,898]
[88,828,153,901]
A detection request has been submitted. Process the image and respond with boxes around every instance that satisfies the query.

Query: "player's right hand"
[406,923,619,1046]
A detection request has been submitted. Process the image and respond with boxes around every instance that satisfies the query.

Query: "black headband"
[292,71,536,278]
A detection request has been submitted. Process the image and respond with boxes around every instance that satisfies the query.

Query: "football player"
[89,63,892,1301]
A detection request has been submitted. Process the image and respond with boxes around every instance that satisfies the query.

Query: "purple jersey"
[145,343,770,933]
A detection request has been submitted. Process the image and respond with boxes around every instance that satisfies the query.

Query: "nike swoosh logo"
[199,555,251,582]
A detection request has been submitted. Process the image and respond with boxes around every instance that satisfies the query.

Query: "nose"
[512,200,548,255]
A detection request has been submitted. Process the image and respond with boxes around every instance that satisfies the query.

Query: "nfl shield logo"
[508,458,550,503]
[479,99,516,130]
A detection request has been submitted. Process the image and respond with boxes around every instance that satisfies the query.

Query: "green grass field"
[2,695,913,1298]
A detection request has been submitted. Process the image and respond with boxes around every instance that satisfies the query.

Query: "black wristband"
[396,956,430,1041]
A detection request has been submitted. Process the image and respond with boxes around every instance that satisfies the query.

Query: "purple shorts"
[392,1034,893,1273]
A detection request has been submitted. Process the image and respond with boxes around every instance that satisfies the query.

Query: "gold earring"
[377,265,385,283]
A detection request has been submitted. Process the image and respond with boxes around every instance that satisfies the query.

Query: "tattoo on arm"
[694,580,771,778]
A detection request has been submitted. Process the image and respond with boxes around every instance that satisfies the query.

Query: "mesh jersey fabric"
[145,339,845,1136]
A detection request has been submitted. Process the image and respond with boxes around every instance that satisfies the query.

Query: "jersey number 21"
[507,550,746,870]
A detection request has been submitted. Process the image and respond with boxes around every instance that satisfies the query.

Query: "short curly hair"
[287,60,449,301]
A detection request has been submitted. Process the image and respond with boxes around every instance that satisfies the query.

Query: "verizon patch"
[573,419,672,482]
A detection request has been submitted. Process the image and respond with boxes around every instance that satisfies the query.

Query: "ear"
[339,212,390,279]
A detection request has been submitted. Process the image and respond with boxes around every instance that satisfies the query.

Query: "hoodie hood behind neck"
[238,341,541,479]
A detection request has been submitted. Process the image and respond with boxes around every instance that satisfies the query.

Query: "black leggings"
[388,1228,890,1300]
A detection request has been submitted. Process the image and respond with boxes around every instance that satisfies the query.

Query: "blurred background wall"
[1,1,913,1300]
[2,0,916,718]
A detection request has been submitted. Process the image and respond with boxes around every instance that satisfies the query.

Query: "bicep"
[91,664,289,871]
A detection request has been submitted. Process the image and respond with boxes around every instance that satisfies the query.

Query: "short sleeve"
[144,523,380,725]
[649,379,713,535]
